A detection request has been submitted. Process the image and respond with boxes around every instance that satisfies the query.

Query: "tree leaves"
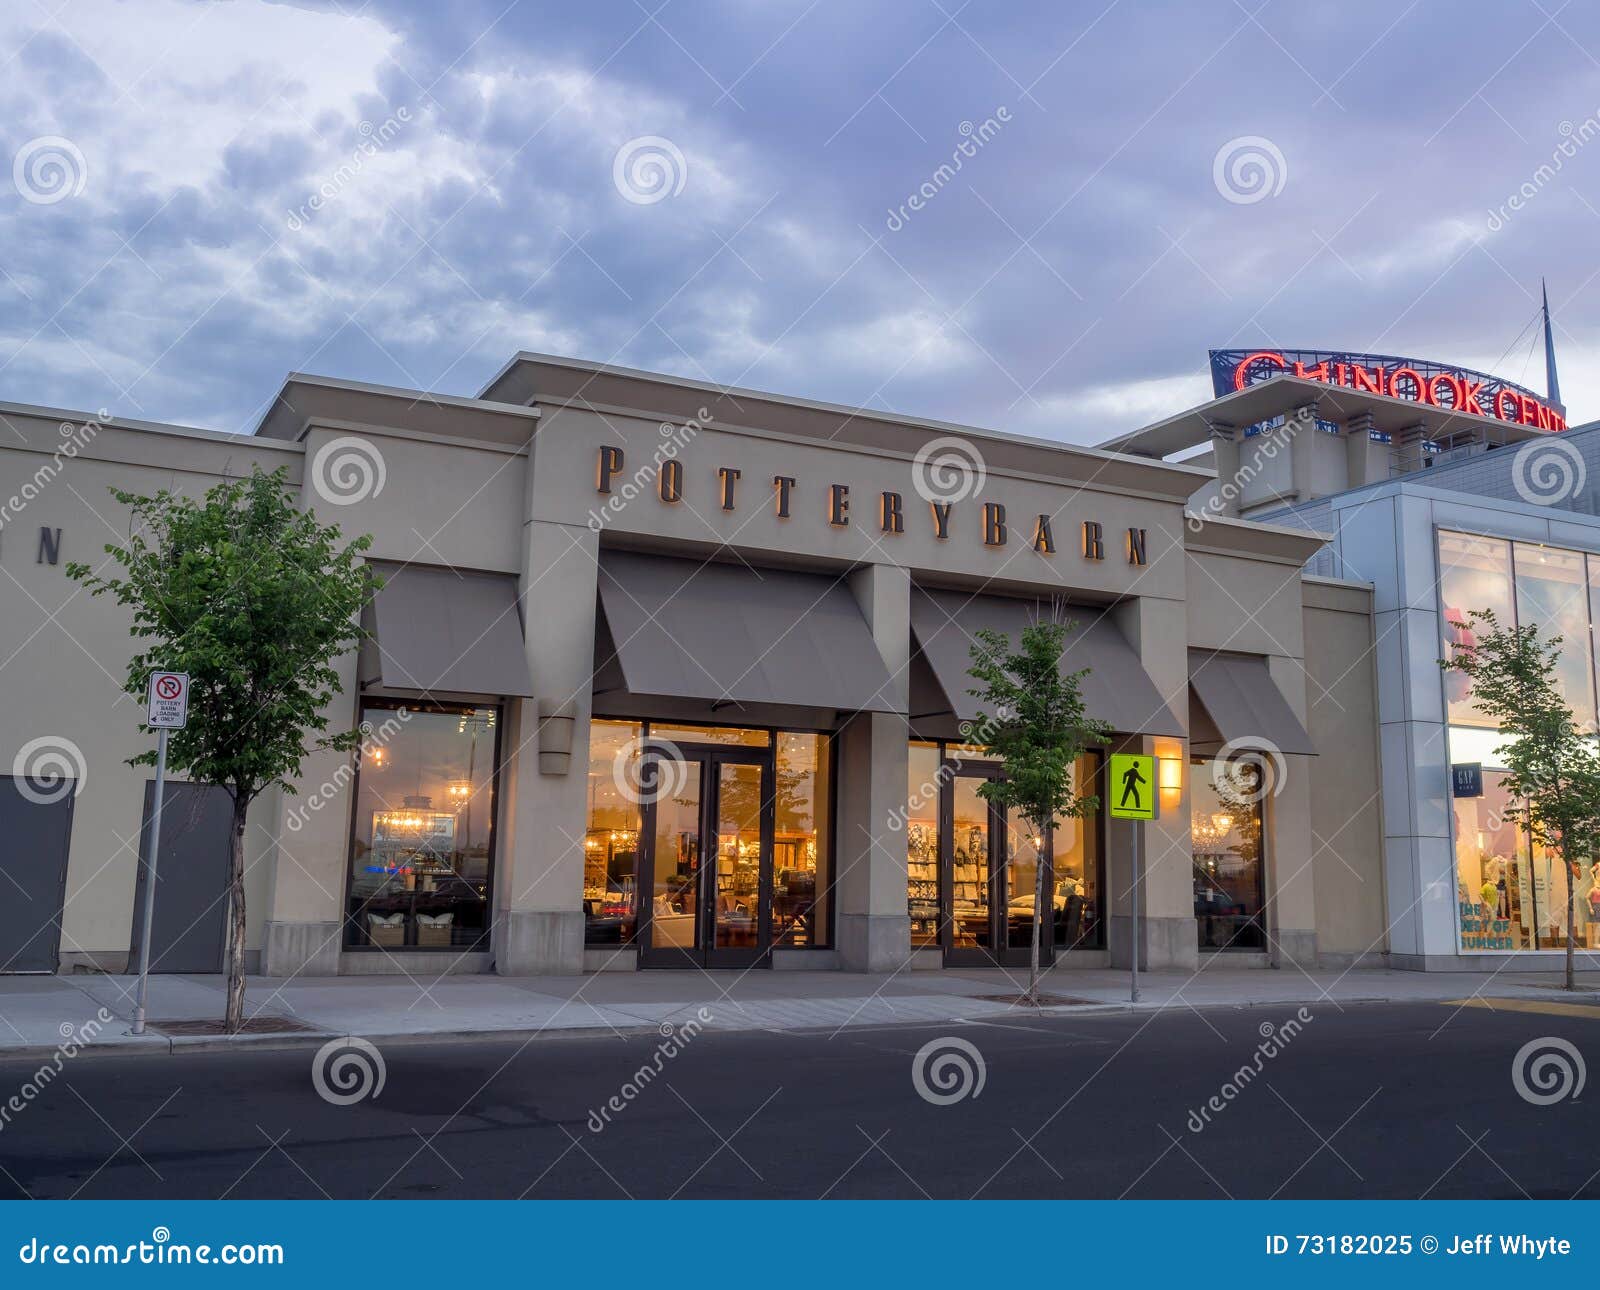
[65,465,377,809]
[965,617,1113,836]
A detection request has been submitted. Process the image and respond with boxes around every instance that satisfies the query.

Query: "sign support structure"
[1108,752,1158,1005]
[132,672,189,1037]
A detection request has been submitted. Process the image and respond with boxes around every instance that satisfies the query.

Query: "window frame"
[341,697,504,953]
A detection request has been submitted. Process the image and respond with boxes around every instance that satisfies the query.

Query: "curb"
[0,992,1510,1063]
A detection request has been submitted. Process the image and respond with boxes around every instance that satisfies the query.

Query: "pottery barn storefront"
[0,356,1385,978]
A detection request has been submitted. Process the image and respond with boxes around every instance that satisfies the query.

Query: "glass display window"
[1438,532,1514,728]
[1452,766,1532,951]
[906,741,942,947]
[1191,757,1266,951]
[585,720,644,945]
[345,703,499,951]
[770,731,832,948]
[1513,542,1596,731]
[647,724,771,748]
[903,740,1103,955]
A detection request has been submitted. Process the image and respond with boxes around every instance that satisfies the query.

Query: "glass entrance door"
[942,760,1056,969]
[639,745,773,968]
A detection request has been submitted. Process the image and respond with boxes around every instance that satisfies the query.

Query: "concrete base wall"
[1272,928,1318,972]
[1109,914,1200,970]
[583,947,638,972]
[498,910,584,975]
[340,951,491,975]
[836,913,912,973]
[261,921,341,978]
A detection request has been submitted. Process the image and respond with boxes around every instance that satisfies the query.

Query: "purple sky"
[3,0,1597,443]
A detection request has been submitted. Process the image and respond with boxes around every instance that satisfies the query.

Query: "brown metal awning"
[365,562,534,697]
[596,550,898,713]
[909,588,1184,737]
[1188,649,1315,756]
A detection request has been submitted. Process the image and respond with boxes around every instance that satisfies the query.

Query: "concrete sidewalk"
[1,961,1595,1061]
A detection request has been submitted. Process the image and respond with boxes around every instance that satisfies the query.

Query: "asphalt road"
[0,1000,1595,1199]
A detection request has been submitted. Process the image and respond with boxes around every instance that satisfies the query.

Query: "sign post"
[1108,752,1157,1004]
[132,672,188,1037]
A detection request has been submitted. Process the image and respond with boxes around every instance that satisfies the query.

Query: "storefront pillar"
[261,628,362,976]
[835,563,912,972]
[1110,595,1198,969]
[1265,655,1318,969]
[496,516,598,975]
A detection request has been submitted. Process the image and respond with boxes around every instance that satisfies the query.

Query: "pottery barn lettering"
[593,447,1150,564]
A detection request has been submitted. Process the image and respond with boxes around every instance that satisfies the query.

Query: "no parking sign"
[146,672,190,729]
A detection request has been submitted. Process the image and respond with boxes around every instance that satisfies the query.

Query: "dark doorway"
[130,781,233,973]
[0,776,75,973]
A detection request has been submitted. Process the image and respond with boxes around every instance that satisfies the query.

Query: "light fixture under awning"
[596,550,898,713]
[909,587,1184,737]
[1188,649,1315,756]
[366,562,534,697]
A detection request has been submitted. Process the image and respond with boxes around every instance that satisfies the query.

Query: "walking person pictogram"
[1118,759,1146,812]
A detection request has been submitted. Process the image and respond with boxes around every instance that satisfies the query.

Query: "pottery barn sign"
[591,445,1150,565]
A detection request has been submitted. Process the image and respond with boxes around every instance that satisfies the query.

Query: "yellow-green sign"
[1108,753,1156,820]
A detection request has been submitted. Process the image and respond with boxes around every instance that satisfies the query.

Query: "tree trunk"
[225,798,249,1033]
[1028,826,1046,1006]
[1567,858,1577,992]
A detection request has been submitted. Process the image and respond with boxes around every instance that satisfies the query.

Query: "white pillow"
[368,913,404,928]
[417,913,454,927]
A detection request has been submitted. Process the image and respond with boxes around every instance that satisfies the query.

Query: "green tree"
[1442,608,1600,990]
[67,466,377,1031]
[968,617,1111,1004]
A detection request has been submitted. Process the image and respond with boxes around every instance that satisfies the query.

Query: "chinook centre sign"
[1211,348,1566,432]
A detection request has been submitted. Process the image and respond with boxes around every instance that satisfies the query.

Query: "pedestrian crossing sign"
[1108,753,1157,820]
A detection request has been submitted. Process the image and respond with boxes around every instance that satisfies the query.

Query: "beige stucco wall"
[1301,577,1388,963]
[0,410,300,966]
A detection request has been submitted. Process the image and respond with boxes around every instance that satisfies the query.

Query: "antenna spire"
[1543,278,1564,412]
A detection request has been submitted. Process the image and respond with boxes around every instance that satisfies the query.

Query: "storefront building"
[0,355,1384,977]
[1107,337,1600,972]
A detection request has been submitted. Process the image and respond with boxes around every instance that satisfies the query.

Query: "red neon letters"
[1231,351,1564,431]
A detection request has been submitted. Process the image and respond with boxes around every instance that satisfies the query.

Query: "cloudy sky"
[2,0,1598,445]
